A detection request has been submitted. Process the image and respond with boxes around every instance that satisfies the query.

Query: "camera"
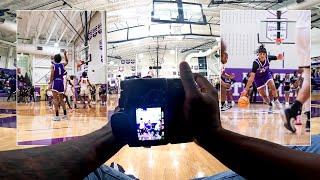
[111,78,193,147]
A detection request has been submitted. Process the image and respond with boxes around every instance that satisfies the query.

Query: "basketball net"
[275,38,283,45]
[275,38,284,60]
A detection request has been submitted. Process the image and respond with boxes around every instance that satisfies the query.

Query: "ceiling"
[0,0,319,56]
[17,10,91,47]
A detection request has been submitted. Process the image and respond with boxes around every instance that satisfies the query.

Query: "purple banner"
[35,86,41,95]
[225,68,297,102]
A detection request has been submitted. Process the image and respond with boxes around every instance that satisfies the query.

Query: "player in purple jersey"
[241,44,283,107]
[48,51,69,121]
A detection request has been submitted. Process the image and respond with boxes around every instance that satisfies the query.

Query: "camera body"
[111,78,193,147]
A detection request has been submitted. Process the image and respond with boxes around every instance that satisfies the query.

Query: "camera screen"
[136,107,165,141]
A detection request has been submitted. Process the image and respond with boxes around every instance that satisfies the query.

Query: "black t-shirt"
[274,78,282,89]
[283,78,291,86]
[251,55,277,73]
[290,75,299,84]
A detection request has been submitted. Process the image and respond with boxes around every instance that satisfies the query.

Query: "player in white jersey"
[283,11,311,133]
[65,75,75,109]
[46,88,53,109]
[79,71,92,108]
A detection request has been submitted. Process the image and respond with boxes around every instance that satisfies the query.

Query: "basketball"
[238,96,250,108]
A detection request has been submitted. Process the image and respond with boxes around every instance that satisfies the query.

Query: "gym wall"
[108,49,217,79]
[32,54,73,85]
[74,11,106,84]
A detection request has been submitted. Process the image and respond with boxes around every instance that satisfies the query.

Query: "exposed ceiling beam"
[45,18,59,45]
[67,11,97,46]
[25,11,34,38]
[0,39,16,47]
[36,12,49,43]
[57,11,78,44]
[67,19,83,46]
[312,17,320,23]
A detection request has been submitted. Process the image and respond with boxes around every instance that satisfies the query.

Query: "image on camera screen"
[136,107,165,141]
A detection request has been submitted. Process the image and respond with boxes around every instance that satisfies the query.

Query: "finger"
[194,73,218,97]
[180,61,199,98]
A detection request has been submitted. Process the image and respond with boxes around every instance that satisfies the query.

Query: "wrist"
[194,127,225,147]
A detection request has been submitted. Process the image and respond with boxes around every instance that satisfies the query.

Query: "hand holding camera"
[179,62,221,144]
[111,62,220,147]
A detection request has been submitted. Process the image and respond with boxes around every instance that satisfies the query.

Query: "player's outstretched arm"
[268,54,283,61]
[179,61,320,180]
[241,72,255,96]
[0,123,124,179]
[63,51,69,66]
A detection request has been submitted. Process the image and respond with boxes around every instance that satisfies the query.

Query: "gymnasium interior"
[0,0,319,179]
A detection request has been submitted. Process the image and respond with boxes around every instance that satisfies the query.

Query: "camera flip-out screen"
[136,107,165,141]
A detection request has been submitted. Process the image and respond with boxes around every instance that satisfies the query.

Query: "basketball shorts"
[254,73,273,89]
[52,79,64,93]
[284,86,290,92]
[80,88,90,96]
[65,88,73,97]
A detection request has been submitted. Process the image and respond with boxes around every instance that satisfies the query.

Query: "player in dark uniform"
[7,76,16,102]
[48,51,69,121]
[224,73,236,107]
[290,71,300,98]
[241,44,283,107]
[99,85,107,106]
[270,74,282,103]
[283,73,291,106]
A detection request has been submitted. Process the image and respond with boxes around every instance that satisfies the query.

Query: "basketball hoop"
[275,38,283,45]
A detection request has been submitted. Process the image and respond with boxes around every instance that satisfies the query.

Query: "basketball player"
[290,71,300,98]
[241,44,283,107]
[99,84,107,106]
[283,73,291,106]
[269,73,281,103]
[224,73,236,107]
[46,88,53,109]
[48,51,68,121]
[220,43,233,111]
[284,11,311,133]
[65,75,75,109]
[79,71,93,108]
[6,76,16,102]
[63,72,72,110]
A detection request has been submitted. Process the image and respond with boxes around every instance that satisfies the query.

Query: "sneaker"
[263,101,272,106]
[61,115,68,119]
[231,101,235,107]
[273,99,282,108]
[282,108,296,133]
[53,116,60,121]
[221,103,231,111]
